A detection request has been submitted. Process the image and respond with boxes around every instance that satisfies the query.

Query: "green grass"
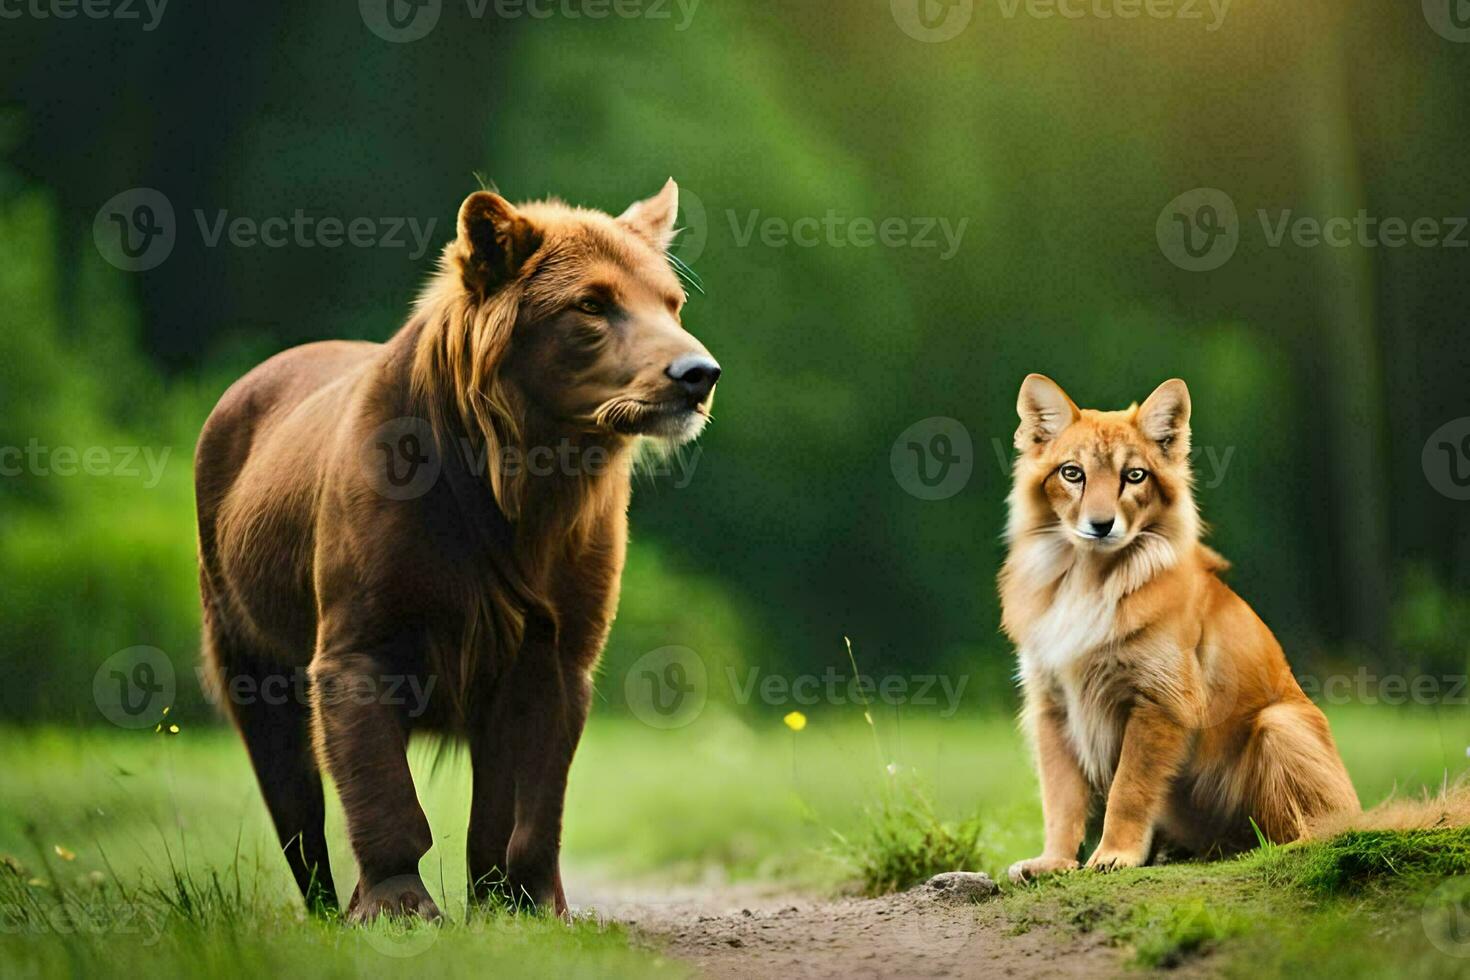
[995,847,1470,976]
[2,704,1469,977]
[1255,828,1470,895]
[0,706,1033,979]
[0,708,1032,896]
[995,810,1470,974]
[827,784,987,896]
[0,859,689,980]
[1126,900,1250,969]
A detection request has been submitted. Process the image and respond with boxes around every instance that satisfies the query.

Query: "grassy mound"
[1256,827,1470,895]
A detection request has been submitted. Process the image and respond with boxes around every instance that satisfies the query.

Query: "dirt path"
[571,877,1137,980]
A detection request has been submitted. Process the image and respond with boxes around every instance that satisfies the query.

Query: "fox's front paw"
[1007,855,1080,883]
[1084,845,1147,873]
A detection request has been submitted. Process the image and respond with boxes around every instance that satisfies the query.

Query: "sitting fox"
[1000,375,1359,880]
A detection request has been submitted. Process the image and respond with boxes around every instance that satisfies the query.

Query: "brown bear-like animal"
[194,181,719,919]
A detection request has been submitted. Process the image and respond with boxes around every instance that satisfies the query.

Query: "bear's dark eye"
[1124,468,1148,484]
[1059,464,1084,483]
[574,297,605,316]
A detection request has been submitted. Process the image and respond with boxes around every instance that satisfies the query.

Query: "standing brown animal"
[1001,375,1359,882]
[194,180,720,919]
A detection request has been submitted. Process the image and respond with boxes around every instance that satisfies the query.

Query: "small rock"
[921,871,999,902]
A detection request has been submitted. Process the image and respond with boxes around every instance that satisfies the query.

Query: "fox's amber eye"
[574,297,605,316]
[1059,464,1084,484]
[1124,468,1148,484]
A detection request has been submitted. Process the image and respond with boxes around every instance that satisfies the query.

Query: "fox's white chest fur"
[1020,565,1120,674]
[1018,568,1129,788]
[1009,529,1187,788]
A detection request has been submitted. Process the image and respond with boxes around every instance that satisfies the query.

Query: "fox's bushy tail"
[1307,780,1470,838]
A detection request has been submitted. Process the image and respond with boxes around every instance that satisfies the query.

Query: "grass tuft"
[829,786,985,896]
[820,636,989,896]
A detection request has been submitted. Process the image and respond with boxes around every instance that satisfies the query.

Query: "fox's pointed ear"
[1136,379,1192,459]
[618,178,679,251]
[1015,374,1079,451]
[455,191,541,296]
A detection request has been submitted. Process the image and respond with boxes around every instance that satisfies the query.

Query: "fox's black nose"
[1088,518,1115,538]
[667,354,722,403]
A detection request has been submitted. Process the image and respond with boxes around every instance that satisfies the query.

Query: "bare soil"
[574,878,1142,980]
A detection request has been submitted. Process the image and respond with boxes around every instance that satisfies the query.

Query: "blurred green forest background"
[1,0,1467,723]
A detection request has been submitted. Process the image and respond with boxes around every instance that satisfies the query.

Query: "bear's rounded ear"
[455,191,541,296]
[1136,378,1192,459]
[1015,374,1079,451]
[617,178,679,251]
